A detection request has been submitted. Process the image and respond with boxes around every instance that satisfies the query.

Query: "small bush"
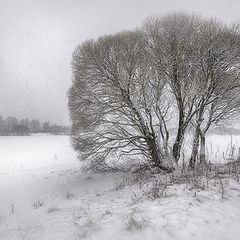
[33,200,44,209]
[125,209,145,231]
[66,191,75,199]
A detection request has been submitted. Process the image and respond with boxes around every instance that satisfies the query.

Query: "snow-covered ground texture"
[0,135,240,240]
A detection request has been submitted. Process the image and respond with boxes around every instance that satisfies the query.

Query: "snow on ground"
[0,135,77,174]
[0,135,240,240]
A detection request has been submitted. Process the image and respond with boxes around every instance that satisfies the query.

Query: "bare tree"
[68,31,175,172]
[42,122,50,133]
[188,20,240,168]
[143,13,201,163]
[69,13,240,173]
[30,119,41,133]
[5,116,18,131]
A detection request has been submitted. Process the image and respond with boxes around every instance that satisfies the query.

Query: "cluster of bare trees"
[68,13,240,172]
[0,115,70,136]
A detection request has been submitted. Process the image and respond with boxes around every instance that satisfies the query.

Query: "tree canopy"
[69,13,240,172]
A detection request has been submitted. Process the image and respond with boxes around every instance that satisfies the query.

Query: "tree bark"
[121,89,173,173]
[172,110,185,163]
[189,100,205,169]
[189,124,201,169]
[146,135,173,173]
[199,132,207,164]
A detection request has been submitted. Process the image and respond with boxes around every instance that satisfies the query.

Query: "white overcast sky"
[0,0,239,125]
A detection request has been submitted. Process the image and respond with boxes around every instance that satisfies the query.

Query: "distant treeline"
[0,115,70,136]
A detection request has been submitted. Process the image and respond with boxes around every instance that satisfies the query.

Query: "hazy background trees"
[0,115,70,136]
[69,12,240,172]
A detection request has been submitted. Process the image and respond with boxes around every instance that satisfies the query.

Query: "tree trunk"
[189,124,200,169]
[189,102,205,169]
[146,136,173,173]
[199,132,206,164]
[172,112,185,163]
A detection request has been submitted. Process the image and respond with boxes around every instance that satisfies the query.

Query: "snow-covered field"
[0,135,240,240]
[183,134,240,164]
[0,135,77,174]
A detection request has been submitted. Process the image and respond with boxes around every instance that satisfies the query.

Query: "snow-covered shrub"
[125,208,145,231]
[66,191,75,200]
[33,200,44,209]
[73,207,100,239]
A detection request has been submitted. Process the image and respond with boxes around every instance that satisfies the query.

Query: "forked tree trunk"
[189,102,205,169]
[122,90,171,172]
[172,57,185,164]
[146,136,173,173]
